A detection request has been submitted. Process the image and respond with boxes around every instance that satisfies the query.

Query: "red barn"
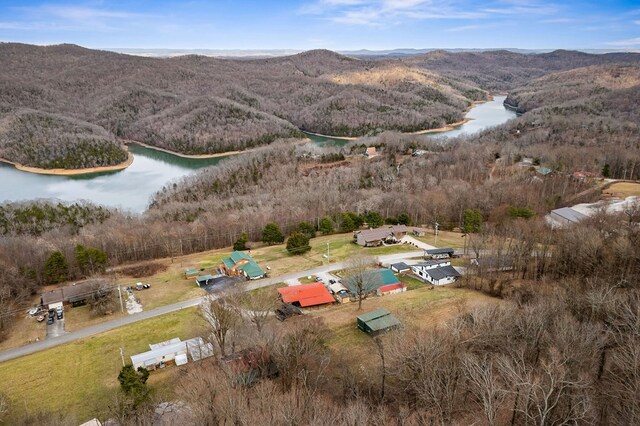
[277,283,335,308]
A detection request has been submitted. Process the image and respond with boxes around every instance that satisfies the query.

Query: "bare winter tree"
[237,288,278,335]
[200,294,241,357]
[344,256,381,310]
[462,354,506,426]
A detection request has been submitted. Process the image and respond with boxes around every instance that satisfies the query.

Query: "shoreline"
[125,140,243,159]
[0,95,500,176]
[301,96,495,140]
[301,130,359,141]
[0,153,134,176]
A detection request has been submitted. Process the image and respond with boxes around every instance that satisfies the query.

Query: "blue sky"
[0,0,639,50]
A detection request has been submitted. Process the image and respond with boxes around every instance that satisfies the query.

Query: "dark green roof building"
[221,251,266,280]
[357,308,402,335]
[345,269,400,294]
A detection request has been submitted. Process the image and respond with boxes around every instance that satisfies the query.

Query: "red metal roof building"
[376,283,407,296]
[277,283,336,308]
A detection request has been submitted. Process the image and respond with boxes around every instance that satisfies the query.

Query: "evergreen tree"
[261,223,284,245]
[75,244,108,276]
[233,232,249,251]
[365,211,384,228]
[117,365,150,406]
[602,163,611,178]
[340,213,356,232]
[44,251,69,284]
[319,217,334,235]
[397,213,411,225]
[286,231,311,255]
[463,209,483,233]
[296,221,316,239]
[346,212,365,228]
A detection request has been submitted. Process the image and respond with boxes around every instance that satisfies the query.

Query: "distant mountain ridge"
[0,43,485,168]
[103,46,640,59]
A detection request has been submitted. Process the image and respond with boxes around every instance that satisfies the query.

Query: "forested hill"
[504,64,640,113]
[406,49,640,91]
[0,43,483,167]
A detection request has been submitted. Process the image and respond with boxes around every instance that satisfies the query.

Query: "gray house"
[354,225,409,247]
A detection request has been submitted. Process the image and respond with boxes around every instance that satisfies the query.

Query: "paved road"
[0,251,424,364]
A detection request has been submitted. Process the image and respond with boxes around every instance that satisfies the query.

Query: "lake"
[0,96,514,213]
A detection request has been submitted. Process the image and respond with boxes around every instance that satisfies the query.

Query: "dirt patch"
[118,261,168,278]
[603,182,640,198]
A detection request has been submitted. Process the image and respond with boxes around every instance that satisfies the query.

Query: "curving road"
[0,250,423,364]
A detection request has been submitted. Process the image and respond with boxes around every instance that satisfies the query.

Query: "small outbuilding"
[357,308,402,335]
[184,268,200,279]
[377,283,407,296]
[549,207,587,227]
[390,262,411,273]
[424,248,455,259]
[195,274,215,287]
[470,256,515,272]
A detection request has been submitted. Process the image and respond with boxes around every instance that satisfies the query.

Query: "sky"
[0,0,639,51]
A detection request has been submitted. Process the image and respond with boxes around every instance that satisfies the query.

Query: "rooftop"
[355,225,409,242]
[425,265,461,280]
[222,251,265,278]
[425,248,454,255]
[277,283,335,307]
[345,269,400,293]
[551,207,587,223]
[357,308,402,332]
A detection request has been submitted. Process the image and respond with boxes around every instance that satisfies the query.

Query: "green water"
[0,97,514,213]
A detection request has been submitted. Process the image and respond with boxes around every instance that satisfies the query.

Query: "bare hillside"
[0,44,484,167]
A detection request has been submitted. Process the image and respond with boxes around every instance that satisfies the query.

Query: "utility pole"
[434,222,439,246]
[119,347,125,367]
[117,286,124,314]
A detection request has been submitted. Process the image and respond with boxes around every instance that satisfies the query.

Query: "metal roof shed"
[357,308,402,335]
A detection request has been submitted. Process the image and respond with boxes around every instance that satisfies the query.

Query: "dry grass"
[414,230,466,248]
[603,182,640,198]
[321,285,496,359]
[0,312,45,351]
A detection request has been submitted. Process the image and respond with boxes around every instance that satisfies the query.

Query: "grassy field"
[603,181,640,198]
[320,285,496,359]
[415,230,465,248]
[0,308,207,423]
[1,277,496,422]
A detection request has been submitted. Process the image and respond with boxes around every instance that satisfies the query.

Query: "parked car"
[56,310,63,320]
[55,305,63,314]
[329,279,336,285]
[142,284,151,289]
[48,309,55,319]
[47,315,54,325]
[28,306,43,316]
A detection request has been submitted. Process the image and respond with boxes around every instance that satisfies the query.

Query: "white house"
[411,261,461,285]
[131,337,214,370]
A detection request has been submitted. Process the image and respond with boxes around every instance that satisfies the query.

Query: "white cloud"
[300,0,556,26]
[7,3,153,32]
[605,37,640,47]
